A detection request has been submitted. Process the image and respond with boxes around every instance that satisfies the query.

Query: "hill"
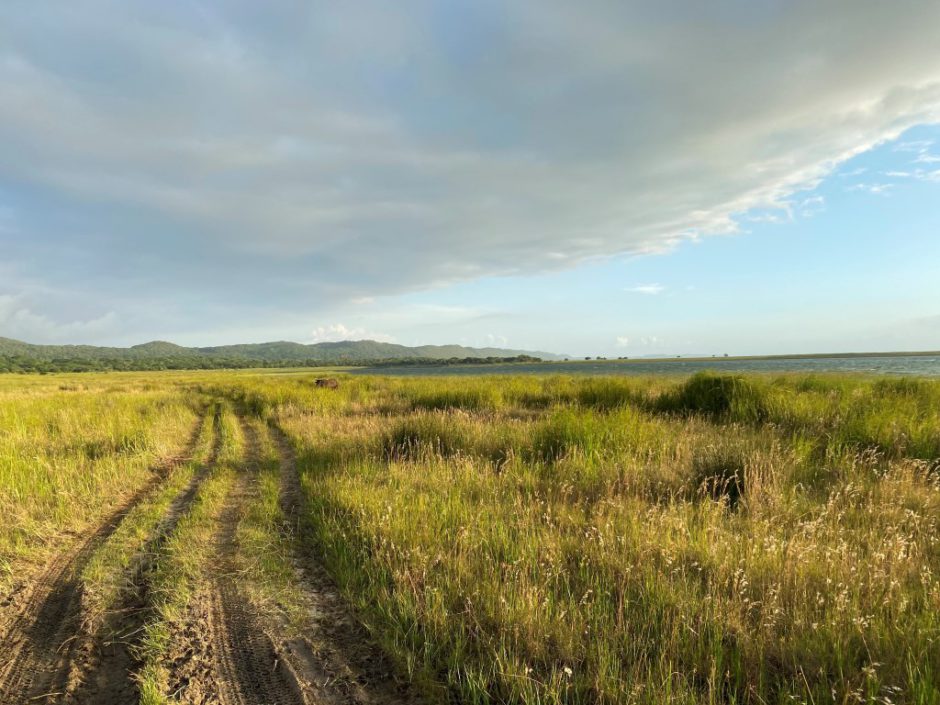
[0,336,561,373]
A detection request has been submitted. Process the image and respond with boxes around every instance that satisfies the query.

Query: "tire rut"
[207,417,306,705]
[269,424,424,705]
[64,410,223,704]
[0,417,207,705]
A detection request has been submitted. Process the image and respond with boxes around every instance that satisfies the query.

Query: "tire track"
[0,416,207,705]
[65,409,222,704]
[207,417,306,705]
[268,424,423,705]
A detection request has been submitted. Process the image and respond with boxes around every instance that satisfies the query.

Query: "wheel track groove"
[206,417,306,705]
[0,414,208,705]
[65,408,224,704]
[268,423,423,705]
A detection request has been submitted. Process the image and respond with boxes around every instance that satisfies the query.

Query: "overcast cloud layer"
[2,1,940,345]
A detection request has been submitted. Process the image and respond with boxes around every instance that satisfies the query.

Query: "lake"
[353,355,940,377]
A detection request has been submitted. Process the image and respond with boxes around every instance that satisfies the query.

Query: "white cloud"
[800,195,826,217]
[895,140,934,152]
[626,284,666,295]
[0,294,118,342]
[615,335,664,349]
[307,323,395,344]
[847,182,894,195]
[1,2,940,326]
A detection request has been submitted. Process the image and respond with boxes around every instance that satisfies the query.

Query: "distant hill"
[0,336,562,372]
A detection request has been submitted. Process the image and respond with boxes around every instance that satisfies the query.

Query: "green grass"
[137,403,240,705]
[79,408,214,628]
[0,382,199,589]
[258,373,940,705]
[233,416,311,634]
[2,370,939,704]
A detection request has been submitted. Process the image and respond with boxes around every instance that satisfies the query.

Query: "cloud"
[847,182,894,195]
[626,284,666,295]
[615,335,663,348]
[884,168,940,182]
[307,323,394,344]
[0,294,118,342]
[799,195,826,217]
[2,2,940,341]
[895,140,934,152]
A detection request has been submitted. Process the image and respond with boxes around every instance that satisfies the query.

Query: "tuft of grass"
[656,372,770,421]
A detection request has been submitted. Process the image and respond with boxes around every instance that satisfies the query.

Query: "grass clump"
[411,383,502,412]
[657,372,770,421]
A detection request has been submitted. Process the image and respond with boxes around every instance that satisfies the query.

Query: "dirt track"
[1,410,424,705]
[204,419,306,705]
[270,426,421,705]
[0,418,206,705]
[65,413,221,704]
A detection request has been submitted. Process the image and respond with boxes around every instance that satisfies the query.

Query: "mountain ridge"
[0,336,562,367]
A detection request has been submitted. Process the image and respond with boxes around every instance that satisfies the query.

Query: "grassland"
[1,370,938,704]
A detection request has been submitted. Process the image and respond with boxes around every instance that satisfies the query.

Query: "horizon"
[2,3,940,357]
[4,332,940,362]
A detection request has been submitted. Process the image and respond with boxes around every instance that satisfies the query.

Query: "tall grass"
[258,372,940,704]
[0,385,199,585]
[2,369,938,704]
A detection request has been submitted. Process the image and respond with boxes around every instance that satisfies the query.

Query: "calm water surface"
[353,355,940,377]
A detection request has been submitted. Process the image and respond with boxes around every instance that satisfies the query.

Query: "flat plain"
[1,370,938,704]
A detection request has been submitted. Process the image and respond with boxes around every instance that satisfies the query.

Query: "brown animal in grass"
[314,378,339,389]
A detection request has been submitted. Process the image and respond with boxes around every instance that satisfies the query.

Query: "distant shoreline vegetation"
[1,334,938,374]
[0,336,557,374]
[0,354,546,374]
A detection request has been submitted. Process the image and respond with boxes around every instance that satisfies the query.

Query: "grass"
[1,369,938,704]
[137,402,239,705]
[258,372,940,705]
[79,408,214,628]
[0,380,199,589]
[233,416,311,634]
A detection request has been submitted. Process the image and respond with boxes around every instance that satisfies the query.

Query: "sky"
[2,1,939,357]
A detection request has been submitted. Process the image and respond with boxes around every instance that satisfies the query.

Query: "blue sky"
[2,2,939,356]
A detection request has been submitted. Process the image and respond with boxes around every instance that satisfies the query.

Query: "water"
[352,355,940,377]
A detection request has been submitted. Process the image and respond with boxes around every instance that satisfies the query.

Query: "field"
[1,370,939,705]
